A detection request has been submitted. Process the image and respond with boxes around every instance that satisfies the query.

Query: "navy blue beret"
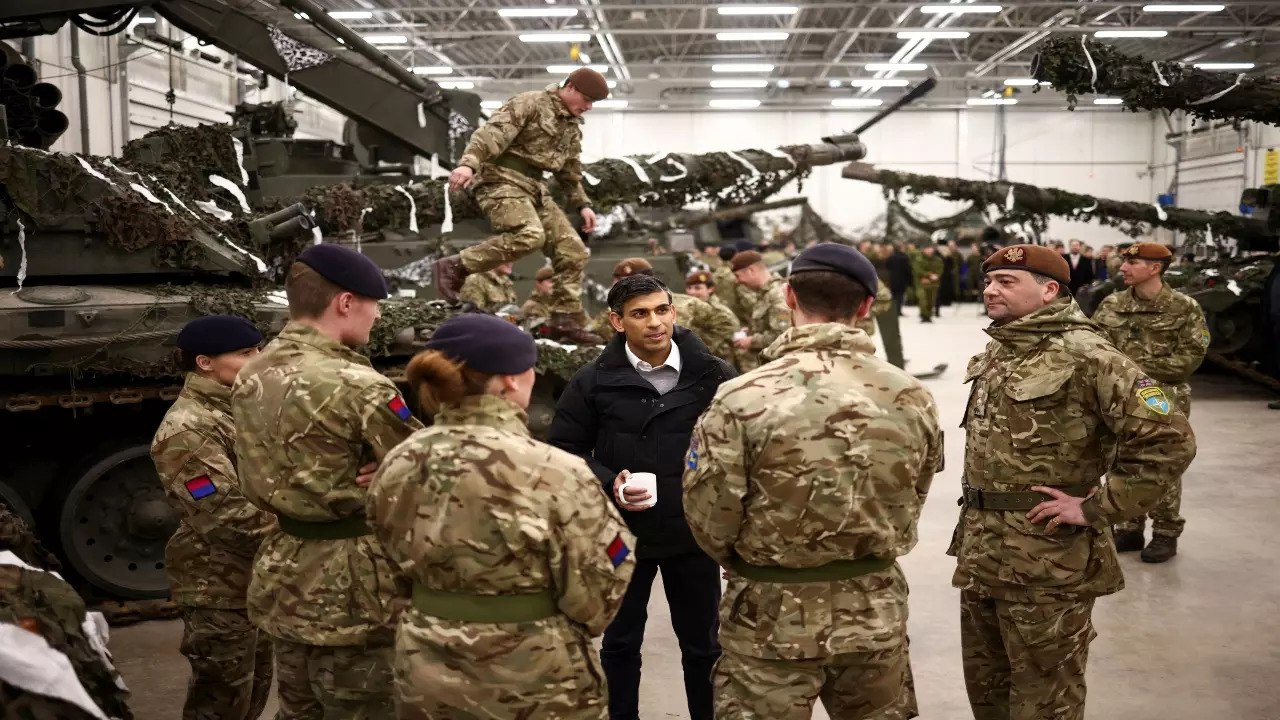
[717,245,736,261]
[734,239,756,253]
[789,242,879,295]
[425,314,538,375]
[177,315,263,356]
[296,244,388,300]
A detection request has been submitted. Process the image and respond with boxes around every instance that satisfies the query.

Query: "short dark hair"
[608,274,671,314]
[176,349,200,372]
[1032,273,1071,299]
[788,270,868,322]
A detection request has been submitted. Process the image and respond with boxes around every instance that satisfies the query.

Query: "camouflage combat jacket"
[367,395,635,654]
[151,373,274,608]
[712,265,749,323]
[684,323,943,660]
[1092,283,1208,416]
[856,283,893,337]
[521,292,553,319]
[459,270,517,312]
[458,84,591,209]
[952,299,1197,602]
[738,276,791,371]
[911,252,944,290]
[671,291,739,361]
[232,322,424,646]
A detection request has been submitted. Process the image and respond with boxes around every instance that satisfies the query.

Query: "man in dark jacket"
[549,274,736,720]
[886,243,914,316]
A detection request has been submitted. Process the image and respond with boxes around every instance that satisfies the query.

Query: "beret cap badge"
[1005,247,1024,263]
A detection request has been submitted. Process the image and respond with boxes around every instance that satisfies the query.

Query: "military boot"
[1141,535,1177,563]
[1113,528,1144,552]
[433,255,468,303]
[546,313,604,345]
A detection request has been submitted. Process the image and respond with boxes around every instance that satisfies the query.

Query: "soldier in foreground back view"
[367,314,636,719]
[151,315,275,720]
[233,244,424,719]
[684,243,944,719]
[953,245,1196,720]
[435,68,611,344]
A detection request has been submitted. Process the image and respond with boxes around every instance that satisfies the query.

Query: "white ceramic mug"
[619,472,658,508]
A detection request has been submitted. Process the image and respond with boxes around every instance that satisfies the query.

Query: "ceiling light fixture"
[865,62,927,71]
[828,80,843,88]
[710,79,769,88]
[1094,98,1124,105]
[709,98,762,108]
[850,78,910,87]
[967,98,1017,105]
[594,100,629,109]
[437,81,475,90]
[411,66,453,75]
[607,80,617,88]
[547,64,609,74]
[1193,62,1255,70]
[1142,4,1224,11]
[328,11,373,20]
[716,5,799,15]
[498,8,579,17]
[775,79,791,88]
[715,31,790,41]
[832,98,885,108]
[1004,77,1038,86]
[1094,29,1169,38]
[712,63,775,73]
[480,101,503,110]
[919,4,1002,13]
[897,30,970,39]
[362,34,407,44]
[519,33,591,43]
[134,15,156,23]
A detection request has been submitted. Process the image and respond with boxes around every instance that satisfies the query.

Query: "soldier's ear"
[783,283,799,312]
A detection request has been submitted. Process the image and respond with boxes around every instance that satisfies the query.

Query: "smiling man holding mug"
[549,274,736,720]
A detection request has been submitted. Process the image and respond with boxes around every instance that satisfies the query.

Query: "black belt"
[276,514,372,540]
[489,154,542,180]
[960,483,1097,511]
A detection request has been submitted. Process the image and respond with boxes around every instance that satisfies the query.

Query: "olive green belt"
[729,556,895,583]
[276,514,372,540]
[412,584,558,623]
[960,483,1097,511]
[489,154,542,180]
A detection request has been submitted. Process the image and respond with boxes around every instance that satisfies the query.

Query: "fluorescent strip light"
[716,5,799,15]
[438,81,474,90]
[328,11,373,20]
[411,66,453,75]
[594,100,629,109]
[832,98,885,108]
[480,101,503,109]
[1143,4,1224,11]
[775,79,791,88]
[896,31,970,39]
[919,4,1002,13]
[1094,98,1124,105]
[710,79,769,88]
[850,78,910,88]
[709,99,762,109]
[1004,77,1039,86]
[607,80,617,88]
[519,33,591,42]
[967,98,1017,105]
[547,64,609,74]
[1094,30,1169,38]
[828,80,843,88]
[716,31,790,41]
[1194,62,1255,70]
[498,8,579,17]
[362,34,407,44]
[134,16,156,24]
[712,63,775,73]
[865,62,927,71]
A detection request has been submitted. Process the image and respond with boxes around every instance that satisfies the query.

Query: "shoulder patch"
[387,395,413,421]
[606,534,631,568]
[1201,329,1211,347]
[1138,386,1171,415]
[1135,377,1156,389]
[185,475,217,500]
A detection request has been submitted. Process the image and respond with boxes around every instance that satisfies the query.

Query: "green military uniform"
[367,394,635,720]
[736,276,791,372]
[713,265,751,324]
[459,269,517,312]
[1106,254,1123,279]
[761,249,787,268]
[672,291,739,361]
[232,323,425,719]
[684,323,943,720]
[1092,284,1208,540]
[456,86,593,317]
[521,291,553,319]
[953,298,1196,720]
[910,251,945,320]
[855,283,905,369]
[151,373,275,720]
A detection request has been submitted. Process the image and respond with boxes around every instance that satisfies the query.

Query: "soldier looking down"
[435,67,611,345]
[521,265,555,319]
[730,250,791,372]
[458,262,517,313]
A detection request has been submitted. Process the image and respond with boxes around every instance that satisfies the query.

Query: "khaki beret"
[534,266,554,282]
[612,257,654,278]
[1120,242,1173,260]
[685,271,713,287]
[982,244,1070,286]
[730,250,764,272]
[567,67,610,101]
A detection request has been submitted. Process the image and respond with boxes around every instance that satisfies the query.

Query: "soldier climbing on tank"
[435,68,612,345]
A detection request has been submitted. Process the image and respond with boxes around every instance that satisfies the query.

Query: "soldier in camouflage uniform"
[367,314,635,719]
[1092,242,1208,563]
[910,246,945,322]
[684,243,943,720]
[684,270,742,360]
[151,316,275,720]
[232,245,425,720]
[954,245,1196,720]
[521,265,555,319]
[458,262,517,312]
[730,250,791,372]
[436,68,611,344]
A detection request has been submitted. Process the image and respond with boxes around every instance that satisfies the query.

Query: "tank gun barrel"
[848,78,937,136]
[247,203,316,246]
[657,197,810,231]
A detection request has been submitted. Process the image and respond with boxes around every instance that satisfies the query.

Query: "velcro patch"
[1135,377,1156,389]
[1138,386,1170,415]
[1201,329,1211,347]
[686,449,699,470]
[387,395,412,421]
[185,475,216,500]
[606,534,630,568]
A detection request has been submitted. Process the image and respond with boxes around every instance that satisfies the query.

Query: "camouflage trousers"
[916,287,938,318]
[460,181,589,317]
[1116,389,1189,538]
[273,638,394,720]
[960,591,1097,720]
[178,606,272,720]
[712,643,914,720]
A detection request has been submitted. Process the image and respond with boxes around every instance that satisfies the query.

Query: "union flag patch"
[387,395,412,421]
[606,534,630,568]
[185,475,216,500]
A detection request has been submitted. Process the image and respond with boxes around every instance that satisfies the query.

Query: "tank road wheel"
[1205,306,1254,355]
[58,444,178,599]
[0,479,36,530]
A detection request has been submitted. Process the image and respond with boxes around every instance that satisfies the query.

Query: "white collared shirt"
[625,340,682,395]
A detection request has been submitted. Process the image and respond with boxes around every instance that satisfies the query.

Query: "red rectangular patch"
[387,395,412,421]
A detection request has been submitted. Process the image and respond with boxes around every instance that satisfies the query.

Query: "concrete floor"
[107,305,1280,719]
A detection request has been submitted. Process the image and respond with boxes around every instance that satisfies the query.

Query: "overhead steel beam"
[348,26,1274,38]
[355,1,1280,12]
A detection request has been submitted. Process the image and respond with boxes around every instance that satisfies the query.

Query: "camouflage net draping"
[884,198,987,247]
[1032,37,1280,126]
[842,162,1263,244]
